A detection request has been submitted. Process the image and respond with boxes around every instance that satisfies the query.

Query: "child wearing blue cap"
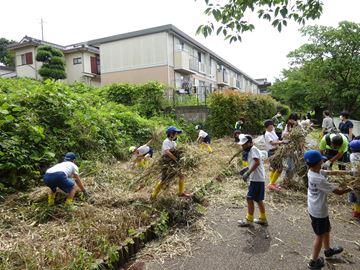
[150,126,191,200]
[43,152,89,208]
[304,150,351,269]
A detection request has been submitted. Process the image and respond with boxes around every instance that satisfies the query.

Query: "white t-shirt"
[46,161,79,177]
[137,145,150,156]
[307,170,336,218]
[264,130,279,151]
[350,152,360,172]
[198,130,208,138]
[162,138,176,155]
[247,146,266,182]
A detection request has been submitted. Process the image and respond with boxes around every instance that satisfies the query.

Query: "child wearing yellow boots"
[264,120,285,191]
[129,139,153,168]
[195,125,213,153]
[43,152,89,210]
[237,135,268,227]
[151,126,191,200]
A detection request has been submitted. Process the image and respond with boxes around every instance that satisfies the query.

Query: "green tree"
[36,45,66,80]
[271,21,360,120]
[197,0,323,42]
[0,38,16,66]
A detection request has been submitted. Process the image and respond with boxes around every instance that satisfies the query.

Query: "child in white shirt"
[304,150,351,269]
[195,125,213,153]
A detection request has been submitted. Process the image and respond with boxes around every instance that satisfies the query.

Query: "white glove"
[242,172,250,182]
[322,160,332,170]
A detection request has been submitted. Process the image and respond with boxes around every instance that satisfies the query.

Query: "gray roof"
[8,36,99,54]
[87,24,260,85]
[0,66,15,71]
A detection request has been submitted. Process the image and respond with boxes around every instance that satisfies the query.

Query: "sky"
[1,0,359,82]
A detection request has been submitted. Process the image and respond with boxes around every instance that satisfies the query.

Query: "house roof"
[0,66,15,71]
[87,24,260,85]
[8,36,99,54]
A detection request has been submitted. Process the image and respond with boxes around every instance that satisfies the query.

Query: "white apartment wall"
[167,33,174,67]
[100,32,168,74]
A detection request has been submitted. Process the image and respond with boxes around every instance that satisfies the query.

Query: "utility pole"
[40,18,44,40]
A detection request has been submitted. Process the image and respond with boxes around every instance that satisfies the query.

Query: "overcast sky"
[1,0,359,81]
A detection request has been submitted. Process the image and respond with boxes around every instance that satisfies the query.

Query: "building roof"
[87,24,260,85]
[0,66,15,71]
[8,36,99,54]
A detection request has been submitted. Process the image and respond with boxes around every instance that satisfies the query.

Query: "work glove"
[242,172,250,182]
[82,189,90,198]
[322,160,332,170]
[239,167,249,176]
[320,169,329,177]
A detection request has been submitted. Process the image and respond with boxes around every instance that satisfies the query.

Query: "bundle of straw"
[269,126,307,176]
[130,145,201,188]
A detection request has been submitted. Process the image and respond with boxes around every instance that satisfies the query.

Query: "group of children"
[42,120,359,269]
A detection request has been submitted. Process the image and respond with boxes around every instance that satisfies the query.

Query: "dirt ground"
[127,152,360,270]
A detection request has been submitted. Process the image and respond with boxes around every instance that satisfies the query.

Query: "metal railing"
[165,85,213,107]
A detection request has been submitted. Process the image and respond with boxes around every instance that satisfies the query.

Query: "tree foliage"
[271,21,360,119]
[0,37,16,66]
[197,0,323,42]
[36,45,66,80]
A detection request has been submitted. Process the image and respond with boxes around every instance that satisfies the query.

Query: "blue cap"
[304,150,326,166]
[350,140,360,151]
[166,126,182,134]
[64,152,76,161]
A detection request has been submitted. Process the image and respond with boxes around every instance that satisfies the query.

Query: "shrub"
[36,45,66,80]
[0,78,191,191]
[106,81,165,117]
[207,90,286,137]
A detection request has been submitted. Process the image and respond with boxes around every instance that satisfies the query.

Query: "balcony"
[216,70,229,87]
[174,51,196,75]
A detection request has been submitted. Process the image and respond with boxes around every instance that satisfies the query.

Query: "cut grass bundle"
[269,126,307,177]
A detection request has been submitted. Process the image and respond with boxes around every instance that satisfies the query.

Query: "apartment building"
[7,36,101,86]
[87,25,261,94]
[7,25,264,94]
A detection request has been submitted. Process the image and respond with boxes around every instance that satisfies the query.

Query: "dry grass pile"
[269,126,308,178]
[0,139,236,270]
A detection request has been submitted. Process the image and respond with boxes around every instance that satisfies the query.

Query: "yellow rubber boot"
[48,193,55,206]
[272,170,282,185]
[269,170,275,185]
[207,145,213,153]
[259,212,267,221]
[65,198,73,205]
[246,213,254,222]
[355,203,360,213]
[151,181,164,200]
[178,179,185,195]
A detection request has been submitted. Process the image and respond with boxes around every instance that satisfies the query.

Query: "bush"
[106,81,165,117]
[0,78,191,191]
[207,90,286,137]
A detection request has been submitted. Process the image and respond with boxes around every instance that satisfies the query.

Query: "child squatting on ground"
[150,126,191,200]
[129,139,154,168]
[195,125,213,153]
[304,150,352,269]
[43,152,89,209]
[237,134,268,227]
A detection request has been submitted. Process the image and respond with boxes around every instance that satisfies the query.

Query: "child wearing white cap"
[237,135,268,227]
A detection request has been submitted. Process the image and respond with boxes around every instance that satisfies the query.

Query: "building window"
[20,52,33,65]
[73,57,82,65]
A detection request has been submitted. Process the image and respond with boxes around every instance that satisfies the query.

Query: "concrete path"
[127,180,360,270]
